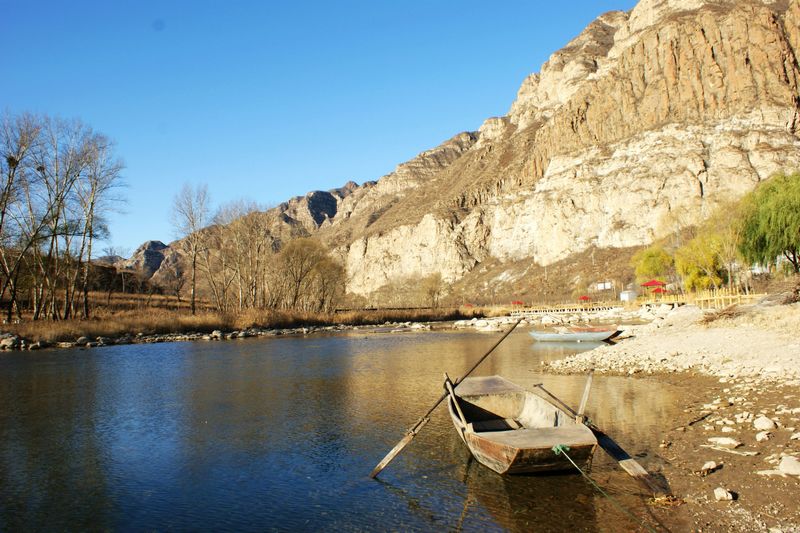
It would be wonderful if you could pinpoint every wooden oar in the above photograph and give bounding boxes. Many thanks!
[576,371,593,423]
[534,382,671,499]
[369,318,523,479]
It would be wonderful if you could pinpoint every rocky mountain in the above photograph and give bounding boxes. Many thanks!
[324,0,800,297]
[117,241,169,277]
[132,0,800,303]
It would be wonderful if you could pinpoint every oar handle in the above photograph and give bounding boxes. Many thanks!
[458,319,523,381]
[576,371,594,422]
[534,383,579,418]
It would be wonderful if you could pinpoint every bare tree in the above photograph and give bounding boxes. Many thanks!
[308,256,345,313]
[421,273,444,308]
[198,223,236,311]
[172,183,209,314]
[277,238,328,310]
[75,134,124,318]
[0,112,42,319]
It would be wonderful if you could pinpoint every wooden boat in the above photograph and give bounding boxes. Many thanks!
[528,329,618,342]
[445,375,597,474]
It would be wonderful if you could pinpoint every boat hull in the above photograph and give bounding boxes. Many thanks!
[446,376,597,475]
[464,431,596,474]
[528,330,617,342]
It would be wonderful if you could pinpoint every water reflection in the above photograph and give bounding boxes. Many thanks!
[0,329,680,531]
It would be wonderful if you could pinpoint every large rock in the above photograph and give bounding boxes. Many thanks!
[753,415,777,431]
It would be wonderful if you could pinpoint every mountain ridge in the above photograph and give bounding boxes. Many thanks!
[127,0,800,303]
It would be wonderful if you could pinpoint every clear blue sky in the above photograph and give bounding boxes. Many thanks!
[1,0,636,254]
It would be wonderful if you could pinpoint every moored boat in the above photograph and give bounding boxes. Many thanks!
[528,329,618,342]
[445,375,597,474]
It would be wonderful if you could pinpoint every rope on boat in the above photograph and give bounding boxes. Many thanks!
[552,444,658,533]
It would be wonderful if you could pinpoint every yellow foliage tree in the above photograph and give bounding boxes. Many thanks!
[674,233,724,290]
[630,246,673,284]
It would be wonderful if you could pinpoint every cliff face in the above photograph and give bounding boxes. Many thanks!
[323,0,800,297]
[133,0,800,302]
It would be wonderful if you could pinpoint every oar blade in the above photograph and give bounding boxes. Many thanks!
[592,428,670,498]
[370,417,430,479]
[537,383,672,498]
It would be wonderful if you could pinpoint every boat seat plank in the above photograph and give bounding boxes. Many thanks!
[478,426,597,449]
[468,418,522,432]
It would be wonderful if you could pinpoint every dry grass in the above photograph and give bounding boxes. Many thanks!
[333,307,481,325]
[2,306,485,344]
[6,309,232,343]
[444,245,640,306]
[234,307,482,330]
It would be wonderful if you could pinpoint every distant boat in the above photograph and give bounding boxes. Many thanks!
[529,328,619,342]
[445,375,597,474]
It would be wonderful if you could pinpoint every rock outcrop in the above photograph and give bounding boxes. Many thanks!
[322,0,800,297]
[118,241,169,277]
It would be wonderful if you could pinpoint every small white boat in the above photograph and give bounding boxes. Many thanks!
[445,376,597,474]
[529,329,618,342]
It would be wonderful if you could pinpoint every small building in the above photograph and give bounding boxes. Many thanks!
[620,290,637,302]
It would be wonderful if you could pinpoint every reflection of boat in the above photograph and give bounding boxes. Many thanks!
[529,329,618,342]
[445,376,597,474]
[461,456,598,531]
[529,340,604,353]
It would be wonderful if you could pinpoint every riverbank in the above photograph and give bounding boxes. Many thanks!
[544,295,800,531]
[0,307,486,350]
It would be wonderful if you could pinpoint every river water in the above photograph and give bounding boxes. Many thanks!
[0,328,681,532]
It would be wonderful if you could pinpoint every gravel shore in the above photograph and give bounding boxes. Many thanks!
[542,299,800,531]
[545,301,800,384]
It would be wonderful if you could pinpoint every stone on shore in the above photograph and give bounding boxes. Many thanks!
[714,487,734,501]
[0,336,20,349]
[778,456,800,476]
[708,437,742,449]
[755,431,772,442]
[753,416,777,431]
[697,461,720,476]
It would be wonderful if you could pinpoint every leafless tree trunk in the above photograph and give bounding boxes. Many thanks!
[172,183,209,315]
[77,135,123,318]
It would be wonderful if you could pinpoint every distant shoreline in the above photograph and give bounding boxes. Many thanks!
[0,307,486,351]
